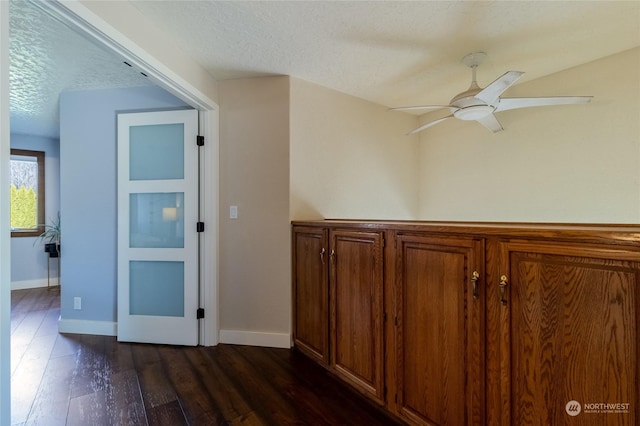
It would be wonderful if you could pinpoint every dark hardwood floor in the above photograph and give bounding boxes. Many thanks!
[11,287,401,425]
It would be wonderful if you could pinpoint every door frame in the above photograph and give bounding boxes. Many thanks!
[14,1,220,346]
[1,2,11,424]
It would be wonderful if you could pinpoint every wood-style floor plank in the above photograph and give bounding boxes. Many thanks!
[50,333,82,360]
[25,353,76,426]
[145,400,188,426]
[105,369,147,426]
[239,345,368,425]
[156,345,222,424]
[131,345,180,413]
[67,389,108,426]
[11,330,58,424]
[69,334,109,399]
[11,309,47,352]
[225,344,321,424]
[186,347,261,425]
[11,288,404,425]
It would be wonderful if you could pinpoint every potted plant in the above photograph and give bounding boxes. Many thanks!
[39,212,61,258]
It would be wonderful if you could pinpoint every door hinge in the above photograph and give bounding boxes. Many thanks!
[197,308,205,319]
[196,135,204,146]
[197,222,205,232]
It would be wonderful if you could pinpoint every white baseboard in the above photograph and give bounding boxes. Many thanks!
[11,278,58,290]
[58,318,291,349]
[58,318,117,336]
[55,322,290,347]
[219,329,291,348]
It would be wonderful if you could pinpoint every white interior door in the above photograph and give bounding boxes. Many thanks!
[117,109,199,345]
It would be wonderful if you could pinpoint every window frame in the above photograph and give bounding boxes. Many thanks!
[10,148,45,238]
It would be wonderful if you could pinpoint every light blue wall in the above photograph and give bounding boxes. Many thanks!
[10,133,60,286]
[59,85,189,323]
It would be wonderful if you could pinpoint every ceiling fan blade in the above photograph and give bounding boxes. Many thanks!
[476,113,503,133]
[390,105,454,112]
[407,115,454,135]
[475,71,524,104]
[495,96,593,112]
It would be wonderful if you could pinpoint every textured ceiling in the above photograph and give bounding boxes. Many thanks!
[9,1,640,139]
[129,1,640,108]
[9,1,152,138]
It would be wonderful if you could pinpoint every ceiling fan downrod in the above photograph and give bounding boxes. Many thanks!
[461,51,486,92]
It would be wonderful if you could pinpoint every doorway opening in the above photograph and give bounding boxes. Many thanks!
[2,1,219,423]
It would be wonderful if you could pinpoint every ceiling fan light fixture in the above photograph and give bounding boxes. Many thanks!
[453,105,495,121]
[392,52,592,134]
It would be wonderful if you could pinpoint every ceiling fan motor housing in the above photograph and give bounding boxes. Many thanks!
[450,83,496,120]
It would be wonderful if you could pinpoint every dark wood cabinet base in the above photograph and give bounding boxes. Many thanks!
[293,220,640,426]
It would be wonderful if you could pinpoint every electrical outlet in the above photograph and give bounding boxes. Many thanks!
[230,205,238,219]
[74,297,81,310]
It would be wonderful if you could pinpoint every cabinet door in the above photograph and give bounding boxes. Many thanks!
[292,226,329,364]
[499,241,640,426]
[330,229,384,403]
[395,234,485,426]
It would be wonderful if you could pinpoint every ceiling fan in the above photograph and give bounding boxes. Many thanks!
[391,52,593,134]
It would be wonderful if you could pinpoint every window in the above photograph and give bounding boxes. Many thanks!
[10,149,45,237]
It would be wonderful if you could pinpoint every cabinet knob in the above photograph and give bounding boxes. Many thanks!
[320,248,326,264]
[499,275,508,305]
[471,271,480,299]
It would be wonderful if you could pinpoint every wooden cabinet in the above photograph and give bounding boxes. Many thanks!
[292,221,640,425]
[330,229,384,403]
[496,240,640,426]
[395,233,484,425]
[292,226,384,402]
[292,226,329,363]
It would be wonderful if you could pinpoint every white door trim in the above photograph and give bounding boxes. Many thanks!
[33,0,220,346]
[0,2,12,423]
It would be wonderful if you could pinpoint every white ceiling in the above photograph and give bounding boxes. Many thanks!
[9,1,640,139]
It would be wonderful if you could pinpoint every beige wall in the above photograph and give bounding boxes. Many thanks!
[218,76,421,343]
[417,47,640,223]
[218,77,290,338]
[290,78,420,220]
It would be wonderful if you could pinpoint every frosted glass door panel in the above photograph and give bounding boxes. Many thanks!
[117,109,198,346]
[130,192,184,248]
[130,123,184,180]
[129,261,184,317]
